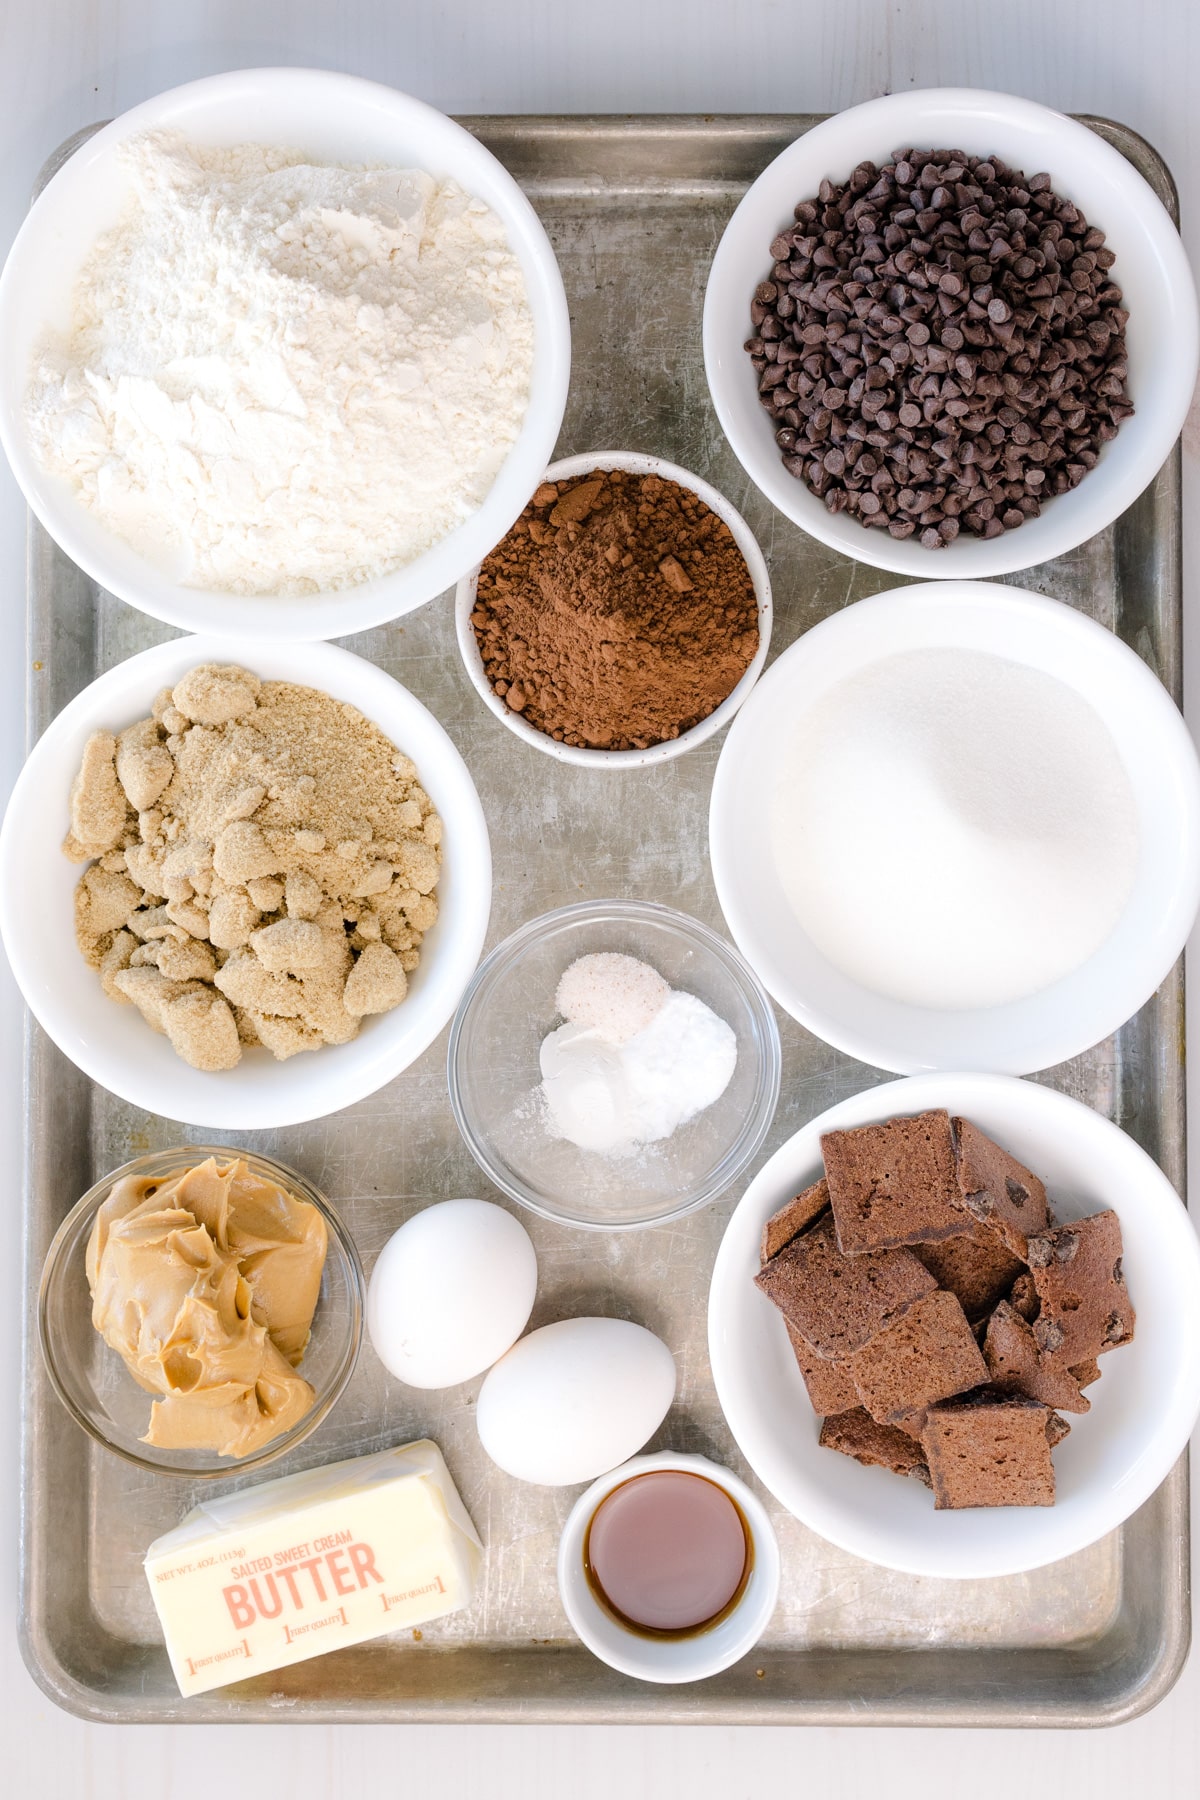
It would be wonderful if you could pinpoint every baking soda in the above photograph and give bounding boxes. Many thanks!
[771,648,1139,1010]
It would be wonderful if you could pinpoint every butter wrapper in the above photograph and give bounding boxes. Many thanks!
[144,1439,482,1696]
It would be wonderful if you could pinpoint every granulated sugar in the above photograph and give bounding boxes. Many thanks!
[771,648,1139,1010]
[65,663,442,1069]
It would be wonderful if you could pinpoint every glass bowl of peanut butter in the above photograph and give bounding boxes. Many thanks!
[39,1147,364,1477]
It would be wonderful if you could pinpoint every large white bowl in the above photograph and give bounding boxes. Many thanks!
[0,69,571,641]
[709,579,1200,1075]
[455,451,772,769]
[703,89,1199,579]
[0,637,491,1129]
[708,1072,1200,1579]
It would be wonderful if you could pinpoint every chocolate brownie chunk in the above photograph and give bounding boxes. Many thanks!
[846,1289,989,1434]
[821,1110,968,1253]
[755,1213,937,1358]
[1009,1270,1040,1322]
[760,1177,830,1265]
[1025,1210,1134,1363]
[952,1118,1049,1259]
[913,1227,1024,1322]
[1046,1410,1072,1448]
[921,1391,1069,1509]
[819,1407,931,1485]
[982,1300,1092,1413]
[1071,1358,1102,1390]
[786,1322,859,1415]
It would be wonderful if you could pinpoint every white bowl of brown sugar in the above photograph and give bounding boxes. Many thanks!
[0,636,491,1129]
[454,451,772,768]
[704,89,1199,578]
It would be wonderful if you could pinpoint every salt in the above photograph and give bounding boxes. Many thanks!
[539,955,737,1156]
[554,953,668,1044]
[771,648,1139,1011]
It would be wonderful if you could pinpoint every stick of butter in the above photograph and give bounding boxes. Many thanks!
[144,1438,482,1696]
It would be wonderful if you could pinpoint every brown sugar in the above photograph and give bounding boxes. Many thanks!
[64,665,441,1071]
[470,468,759,751]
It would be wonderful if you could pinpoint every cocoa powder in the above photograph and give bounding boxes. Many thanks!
[470,469,759,751]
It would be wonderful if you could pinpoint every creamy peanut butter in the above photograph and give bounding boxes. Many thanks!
[86,1156,328,1457]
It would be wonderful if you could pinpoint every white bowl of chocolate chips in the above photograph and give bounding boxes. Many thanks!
[704,88,1199,578]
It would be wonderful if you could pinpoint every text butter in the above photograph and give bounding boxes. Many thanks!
[144,1439,482,1696]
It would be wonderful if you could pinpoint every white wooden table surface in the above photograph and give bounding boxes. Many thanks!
[4,5,1200,1795]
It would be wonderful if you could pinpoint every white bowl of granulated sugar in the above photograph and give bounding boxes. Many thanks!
[0,69,570,641]
[0,636,491,1130]
[709,579,1200,1075]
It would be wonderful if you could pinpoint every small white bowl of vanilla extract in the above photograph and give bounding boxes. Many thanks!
[556,1451,781,1683]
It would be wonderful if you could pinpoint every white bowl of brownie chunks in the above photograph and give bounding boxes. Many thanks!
[708,1073,1200,1579]
[704,88,1199,578]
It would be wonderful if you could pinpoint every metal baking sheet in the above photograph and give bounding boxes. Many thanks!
[19,114,1188,1726]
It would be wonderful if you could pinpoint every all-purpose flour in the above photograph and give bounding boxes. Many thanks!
[26,133,535,595]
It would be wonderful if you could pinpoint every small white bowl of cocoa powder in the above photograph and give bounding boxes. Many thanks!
[455,451,772,768]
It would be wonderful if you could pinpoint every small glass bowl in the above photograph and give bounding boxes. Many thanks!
[447,899,782,1230]
[39,1146,364,1479]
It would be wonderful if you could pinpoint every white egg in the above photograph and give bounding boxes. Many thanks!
[367,1198,537,1389]
[476,1317,677,1485]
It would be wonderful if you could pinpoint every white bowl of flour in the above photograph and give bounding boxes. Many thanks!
[709,579,1200,1074]
[0,69,571,640]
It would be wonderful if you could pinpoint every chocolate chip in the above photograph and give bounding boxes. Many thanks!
[1026,1234,1053,1270]
[745,148,1131,546]
[1033,1318,1065,1354]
